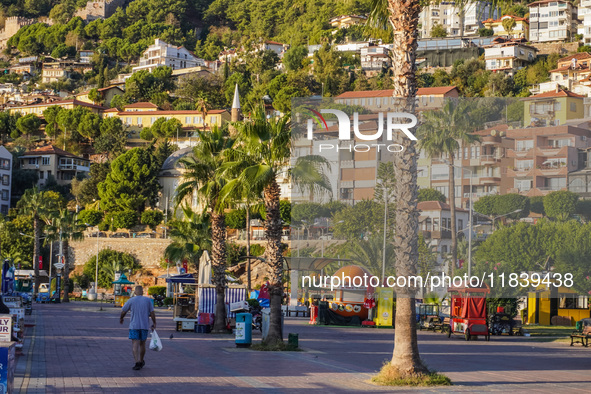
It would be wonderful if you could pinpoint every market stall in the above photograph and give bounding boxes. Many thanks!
[112,274,134,307]
[166,274,198,331]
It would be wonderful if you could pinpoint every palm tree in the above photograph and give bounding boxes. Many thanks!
[17,187,58,296]
[224,106,331,346]
[419,99,478,277]
[45,209,85,302]
[347,235,396,277]
[195,97,210,130]
[176,127,234,333]
[164,206,212,271]
[368,0,426,377]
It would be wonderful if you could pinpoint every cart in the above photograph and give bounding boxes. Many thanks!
[418,304,442,331]
[112,273,134,307]
[166,274,198,331]
[443,286,490,341]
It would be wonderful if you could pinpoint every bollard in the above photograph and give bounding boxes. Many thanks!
[288,333,298,348]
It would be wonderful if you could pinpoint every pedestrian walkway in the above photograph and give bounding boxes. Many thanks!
[13,302,591,393]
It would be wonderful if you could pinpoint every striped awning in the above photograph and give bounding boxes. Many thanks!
[198,286,247,318]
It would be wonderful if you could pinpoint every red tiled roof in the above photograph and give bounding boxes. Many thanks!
[336,86,458,99]
[418,201,468,212]
[525,89,585,99]
[123,102,160,109]
[11,99,107,110]
[528,0,569,5]
[116,109,228,115]
[22,145,86,160]
[103,108,119,112]
[97,85,124,92]
[264,41,284,46]
[557,52,591,64]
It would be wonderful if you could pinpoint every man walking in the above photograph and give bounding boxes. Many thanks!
[120,286,156,370]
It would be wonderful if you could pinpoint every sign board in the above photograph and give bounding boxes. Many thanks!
[235,322,245,341]
[0,315,11,342]
[9,308,24,321]
[38,256,42,269]
[1,298,21,308]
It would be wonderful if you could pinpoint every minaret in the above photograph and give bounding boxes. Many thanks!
[231,83,241,122]
[229,83,242,136]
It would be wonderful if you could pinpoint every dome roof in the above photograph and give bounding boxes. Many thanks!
[160,147,193,171]
[333,265,372,280]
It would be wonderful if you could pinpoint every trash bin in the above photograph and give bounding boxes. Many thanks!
[235,313,252,347]
[0,342,15,393]
[288,333,298,348]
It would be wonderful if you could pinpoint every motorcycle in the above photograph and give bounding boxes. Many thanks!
[250,304,263,331]
[153,294,165,307]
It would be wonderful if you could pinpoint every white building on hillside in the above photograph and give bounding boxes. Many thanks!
[420,1,494,38]
[529,0,578,43]
[133,39,205,73]
[578,0,591,44]
[0,146,11,215]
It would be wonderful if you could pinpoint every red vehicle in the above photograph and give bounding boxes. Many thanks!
[444,286,490,341]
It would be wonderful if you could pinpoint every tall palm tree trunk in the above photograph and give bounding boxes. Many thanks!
[388,0,429,376]
[62,240,70,303]
[246,206,251,292]
[33,216,41,296]
[449,158,457,277]
[262,178,283,345]
[211,212,228,332]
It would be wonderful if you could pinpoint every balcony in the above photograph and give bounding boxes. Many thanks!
[536,145,569,157]
[340,160,354,169]
[507,167,533,177]
[507,148,534,158]
[479,177,502,185]
[481,135,502,145]
[535,165,568,176]
[480,155,500,165]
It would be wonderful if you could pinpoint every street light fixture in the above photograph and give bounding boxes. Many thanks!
[85,223,100,297]
[491,209,523,229]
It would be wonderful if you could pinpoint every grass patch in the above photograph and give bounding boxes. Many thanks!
[523,325,574,337]
[372,363,452,387]
[250,341,301,351]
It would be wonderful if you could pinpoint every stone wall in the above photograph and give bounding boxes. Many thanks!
[530,42,579,56]
[70,237,172,269]
[74,0,128,21]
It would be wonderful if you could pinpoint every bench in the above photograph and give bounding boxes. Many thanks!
[282,306,310,317]
[570,326,591,347]
[71,292,82,300]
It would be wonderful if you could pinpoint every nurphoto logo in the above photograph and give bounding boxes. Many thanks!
[306,108,418,153]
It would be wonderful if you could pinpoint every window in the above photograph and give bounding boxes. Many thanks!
[570,102,577,112]
[0,205,7,215]
[186,116,191,124]
[194,116,202,124]
[433,218,440,232]
[137,117,142,126]
[151,117,157,124]
[559,293,588,309]
[42,156,50,166]
[0,159,9,169]
[458,219,463,230]
[1,190,8,201]
[39,171,44,180]
[1,175,8,186]
[126,117,132,125]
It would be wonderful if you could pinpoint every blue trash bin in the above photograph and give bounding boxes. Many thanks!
[235,313,252,347]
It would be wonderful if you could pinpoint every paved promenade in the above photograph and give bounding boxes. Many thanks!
[12,302,591,393]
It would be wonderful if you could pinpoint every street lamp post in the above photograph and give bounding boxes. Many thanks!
[491,209,523,230]
[382,187,388,285]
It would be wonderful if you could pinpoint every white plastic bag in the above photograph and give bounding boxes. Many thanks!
[149,330,163,351]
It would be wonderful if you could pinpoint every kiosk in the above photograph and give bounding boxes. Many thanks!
[112,274,134,307]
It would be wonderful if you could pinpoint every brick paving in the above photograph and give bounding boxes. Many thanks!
[12,302,591,393]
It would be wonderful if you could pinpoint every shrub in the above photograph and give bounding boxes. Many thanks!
[78,209,103,226]
[226,209,246,229]
[141,209,164,230]
[163,297,173,306]
[97,221,109,231]
[250,244,265,256]
[111,210,138,230]
[148,286,166,297]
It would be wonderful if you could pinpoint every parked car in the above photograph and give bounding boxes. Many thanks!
[136,232,155,238]
[89,232,107,238]
[110,232,130,238]
[319,234,333,240]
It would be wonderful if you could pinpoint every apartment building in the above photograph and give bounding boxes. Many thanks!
[483,15,529,40]
[529,0,578,43]
[420,1,493,38]
[0,146,12,214]
[532,53,591,96]
[418,201,470,267]
[568,146,591,196]
[359,45,391,75]
[578,0,591,44]
[505,123,591,196]
[522,89,585,127]
[132,39,205,73]
[335,86,460,113]
[484,38,537,76]
[20,145,90,186]
[42,60,92,84]
[8,99,106,116]
[76,85,124,107]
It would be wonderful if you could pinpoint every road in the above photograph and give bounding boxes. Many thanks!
[13,302,591,393]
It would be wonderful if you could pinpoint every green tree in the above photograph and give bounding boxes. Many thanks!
[45,209,85,302]
[111,210,138,230]
[430,24,447,38]
[291,203,328,226]
[283,45,308,71]
[502,17,516,37]
[98,148,161,212]
[419,99,479,276]
[544,190,579,221]
[418,188,446,203]
[141,209,164,230]
[43,106,62,140]
[78,209,103,226]
[83,249,139,289]
[94,117,126,159]
[226,209,247,229]
[530,196,545,215]
[176,127,233,332]
[17,187,61,294]
[224,106,331,345]
[333,200,384,240]
[165,207,211,270]
[15,113,42,139]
